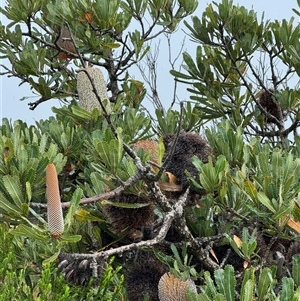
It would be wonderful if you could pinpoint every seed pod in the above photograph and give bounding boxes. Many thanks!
[102,193,153,240]
[125,252,167,301]
[158,272,197,301]
[258,89,285,123]
[46,163,64,238]
[57,27,76,60]
[163,132,212,190]
[77,66,111,113]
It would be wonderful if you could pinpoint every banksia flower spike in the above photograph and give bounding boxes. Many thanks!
[158,272,197,301]
[46,163,64,239]
[134,140,159,165]
[77,65,111,113]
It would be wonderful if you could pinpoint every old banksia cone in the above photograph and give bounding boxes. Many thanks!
[46,163,64,238]
[102,193,153,241]
[163,132,212,189]
[158,272,197,301]
[56,27,76,60]
[77,65,111,113]
[125,252,167,301]
[258,89,285,123]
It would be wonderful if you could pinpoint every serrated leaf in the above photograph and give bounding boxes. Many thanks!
[280,277,294,301]
[215,294,226,301]
[214,269,226,296]
[59,234,82,243]
[244,180,258,202]
[257,268,273,301]
[193,294,211,301]
[0,191,21,215]
[47,143,59,162]
[204,271,217,297]
[240,268,255,301]
[10,224,48,240]
[90,172,105,194]
[292,254,300,286]
[257,192,276,213]
[273,200,294,220]
[18,147,28,175]
[71,105,93,119]
[224,265,235,301]
[43,251,60,265]
[241,279,254,301]
[3,175,24,208]
[25,181,32,201]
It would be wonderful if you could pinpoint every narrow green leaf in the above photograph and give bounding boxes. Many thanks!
[117,127,123,165]
[101,200,150,209]
[257,192,276,213]
[240,268,255,301]
[64,188,83,230]
[272,199,294,220]
[244,180,258,202]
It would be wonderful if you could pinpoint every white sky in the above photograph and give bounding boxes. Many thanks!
[0,0,299,124]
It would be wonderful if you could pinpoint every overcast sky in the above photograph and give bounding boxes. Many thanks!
[0,0,299,125]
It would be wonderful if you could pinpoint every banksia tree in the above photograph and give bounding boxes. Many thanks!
[158,272,197,301]
[77,65,111,113]
[46,163,64,239]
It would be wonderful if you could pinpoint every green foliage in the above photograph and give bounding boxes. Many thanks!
[227,228,258,262]
[187,262,300,301]
[0,119,66,221]
[0,0,197,108]
[155,244,200,281]
[155,103,204,135]
[171,0,300,145]
[0,224,125,300]
[3,0,300,300]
